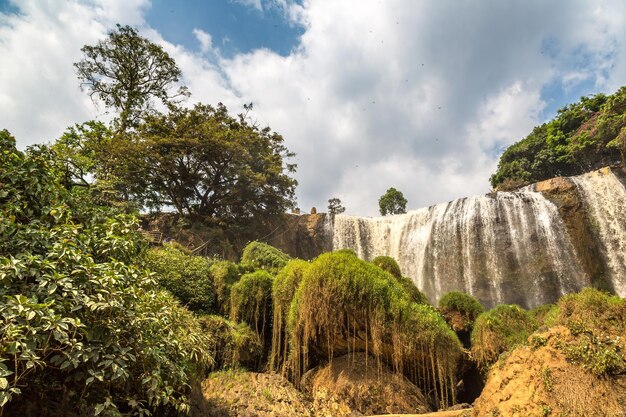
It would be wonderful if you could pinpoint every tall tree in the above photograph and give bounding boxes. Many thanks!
[378,187,407,216]
[74,24,189,132]
[109,103,297,225]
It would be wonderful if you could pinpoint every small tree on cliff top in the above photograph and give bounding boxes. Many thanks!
[327,197,346,215]
[379,187,408,216]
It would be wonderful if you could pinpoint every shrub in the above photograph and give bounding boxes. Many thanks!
[0,137,211,415]
[143,243,216,313]
[287,252,462,408]
[372,255,402,278]
[198,315,262,371]
[397,275,430,305]
[209,260,241,315]
[471,304,536,371]
[547,288,625,376]
[334,248,358,257]
[230,270,274,349]
[269,259,310,372]
[240,241,290,272]
[438,291,484,332]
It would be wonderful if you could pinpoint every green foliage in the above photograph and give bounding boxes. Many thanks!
[109,103,297,224]
[471,304,536,371]
[230,270,274,349]
[378,187,408,216]
[287,252,462,408]
[327,197,346,215]
[0,136,211,415]
[334,248,358,257]
[240,241,291,273]
[372,255,402,278]
[269,259,310,372]
[210,260,241,316]
[396,275,430,305]
[198,315,262,371]
[547,288,625,376]
[75,24,189,131]
[438,291,484,332]
[143,243,216,313]
[490,90,626,189]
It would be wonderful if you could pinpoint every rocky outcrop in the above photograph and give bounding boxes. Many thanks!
[265,213,332,259]
[532,175,611,291]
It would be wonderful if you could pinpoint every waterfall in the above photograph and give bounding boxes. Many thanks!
[570,168,626,296]
[332,190,589,309]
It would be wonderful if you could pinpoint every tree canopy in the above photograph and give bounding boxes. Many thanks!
[490,89,626,190]
[75,24,189,132]
[378,187,408,216]
[107,103,297,225]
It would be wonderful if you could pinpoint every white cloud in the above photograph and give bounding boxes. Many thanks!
[233,0,263,12]
[193,28,213,54]
[2,0,626,215]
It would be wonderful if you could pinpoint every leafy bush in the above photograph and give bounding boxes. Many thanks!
[471,304,536,371]
[230,270,274,349]
[0,135,211,415]
[209,260,241,316]
[143,243,216,313]
[287,252,462,408]
[438,291,484,332]
[372,255,402,278]
[334,248,358,256]
[240,241,290,272]
[198,315,262,371]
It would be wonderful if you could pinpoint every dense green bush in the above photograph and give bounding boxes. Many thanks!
[0,134,211,416]
[288,252,462,408]
[438,291,484,332]
[230,270,274,349]
[372,255,402,278]
[240,241,290,272]
[209,260,241,316]
[199,315,262,371]
[471,304,536,371]
[490,90,624,189]
[143,243,216,313]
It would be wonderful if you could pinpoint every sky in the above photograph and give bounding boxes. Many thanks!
[1,0,626,216]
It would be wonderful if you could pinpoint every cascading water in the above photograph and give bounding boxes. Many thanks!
[332,190,590,309]
[570,168,626,297]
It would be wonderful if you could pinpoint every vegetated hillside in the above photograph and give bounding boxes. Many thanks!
[490,87,626,190]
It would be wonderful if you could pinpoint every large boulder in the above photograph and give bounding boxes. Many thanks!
[305,353,431,417]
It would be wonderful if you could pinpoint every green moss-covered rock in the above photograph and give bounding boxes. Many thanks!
[438,291,484,333]
[287,252,462,408]
[471,304,536,371]
[270,259,310,372]
[144,243,215,313]
[210,260,241,316]
[199,315,263,371]
[230,270,274,350]
[372,255,402,278]
[396,275,430,305]
[240,241,290,272]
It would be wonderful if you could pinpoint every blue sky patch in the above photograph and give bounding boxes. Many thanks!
[145,0,304,58]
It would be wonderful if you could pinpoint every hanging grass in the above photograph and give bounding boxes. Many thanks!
[438,291,484,333]
[198,315,263,371]
[240,241,290,272]
[269,259,310,373]
[286,252,462,408]
[471,304,536,371]
[372,255,402,278]
[210,260,241,316]
[230,270,274,353]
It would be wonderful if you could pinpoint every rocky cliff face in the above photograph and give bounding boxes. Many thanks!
[271,166,626,308]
